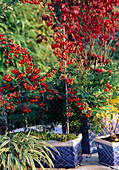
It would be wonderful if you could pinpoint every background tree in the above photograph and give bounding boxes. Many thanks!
[0,0,58,77]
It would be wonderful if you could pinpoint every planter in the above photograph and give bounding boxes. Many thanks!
[79,118,105,154]
[81,129,105,154]
[94,135,119,166]
[79,117,119,154]
[45,133,82,168]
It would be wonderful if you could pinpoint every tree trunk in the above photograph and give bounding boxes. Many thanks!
[22,112,28,134]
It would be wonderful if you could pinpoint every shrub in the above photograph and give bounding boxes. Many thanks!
[0,131,55,169]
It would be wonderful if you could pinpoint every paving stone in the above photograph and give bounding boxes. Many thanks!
[37,153,119,170]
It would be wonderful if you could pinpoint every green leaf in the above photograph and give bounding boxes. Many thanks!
[13,156,21,170]
[25,155,30,165]
[29,149,45,158]
[91,111,98,116]
[94,108,101,111]
[23,149,28,164]
[27,153,36,170]
[111,111,118,114]
[0,148,10,153]
[15,34,26,43]
[33,157,45,170]
[8,153,12,170]
[28,30,37,37]
[11,142,19,154]
[10,161,15,170]
[1,153,6,168]
[0,23,7,30]
[0,140,10,148]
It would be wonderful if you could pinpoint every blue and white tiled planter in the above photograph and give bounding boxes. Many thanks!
[80,116,119,154]
[46,134,82,168]
[79,120,105,154]
[94,135,119,166]
[82,129,105,154]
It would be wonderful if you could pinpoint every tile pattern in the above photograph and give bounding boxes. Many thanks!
[44,141,82,168]
[81,122,119,154]
[81,127,104,154]
[88,130,104,154]
[96,141,119,166]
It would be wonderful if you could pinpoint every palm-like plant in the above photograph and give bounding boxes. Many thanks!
[0,131,55,170]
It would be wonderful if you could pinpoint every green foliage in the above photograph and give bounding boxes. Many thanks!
[69,119,82,134]
[72,61,119,108]
[11,130,78,142]
[0,131,55,169]
[6,107,42,131]
[0,0,57,75]
[65,60,119,134]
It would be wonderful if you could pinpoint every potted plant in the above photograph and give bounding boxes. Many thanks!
[0,4,83,168]
[41,0,119,155]
[1,0,118,168]
[30,69,83,168]
[46,133,82,168]
[67,60,119,154]
[91,92,119,166]
[0,6,83,170]
[0,131,55,170]
[24,131,82,168]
